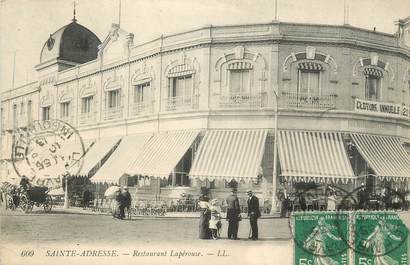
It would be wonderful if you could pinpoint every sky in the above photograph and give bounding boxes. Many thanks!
[0,0,409,93]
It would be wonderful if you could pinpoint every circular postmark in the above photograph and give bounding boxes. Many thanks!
[335,185,408,259]
[288,184,353,260]
[11,119,85,188]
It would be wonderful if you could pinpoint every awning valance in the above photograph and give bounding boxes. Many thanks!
[78,137,121,176]
[278,130,354,183]
[91,134,153,184]
[126,131,199,178]
[364,67,383,78]
[167,64,196,78]
[189,130,268,182]
[298,62,323,72]
[228,62,253,70]
[351,134,410,181]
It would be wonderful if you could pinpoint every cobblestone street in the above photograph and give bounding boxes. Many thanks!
[0,207,291,245]
[0,207,292,265]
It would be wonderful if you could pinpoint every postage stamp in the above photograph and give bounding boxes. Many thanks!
[11,119,85,188]
[293,211,350,265]
[353,212,408,265]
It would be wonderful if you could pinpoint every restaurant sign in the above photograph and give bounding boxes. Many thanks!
[355,99,410,118]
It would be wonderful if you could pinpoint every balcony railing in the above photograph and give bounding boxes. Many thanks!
[79,112,96,125]
[130,101,155,116]
[215,93,268,109]
[279,92,336,110]
[104,106,123,120]
[162,95,199,112]
[60,116,74,125]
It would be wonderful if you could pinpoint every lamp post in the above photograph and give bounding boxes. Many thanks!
[271,89,279,213]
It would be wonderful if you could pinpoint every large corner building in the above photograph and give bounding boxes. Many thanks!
[1,16,410,209]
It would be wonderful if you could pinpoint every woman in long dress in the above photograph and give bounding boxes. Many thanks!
[198,195,211,239]
[327,190,337,211]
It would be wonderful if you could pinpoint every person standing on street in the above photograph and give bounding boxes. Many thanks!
[82,187,92,210]
[226,188,241,240]
[122,187,132,218]
[247,189,261,240]
[115,189,125,219]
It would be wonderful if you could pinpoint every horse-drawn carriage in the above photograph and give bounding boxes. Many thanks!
[1,182,53,213]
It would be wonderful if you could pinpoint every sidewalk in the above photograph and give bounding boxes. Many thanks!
[52,206,282,219]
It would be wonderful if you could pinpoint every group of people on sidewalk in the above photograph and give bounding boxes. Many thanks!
[112,187,132,219]
[198,188,261,240]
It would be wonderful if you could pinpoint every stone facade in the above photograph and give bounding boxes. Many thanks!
[1,19,410,205]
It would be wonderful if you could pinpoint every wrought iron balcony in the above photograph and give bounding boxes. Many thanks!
[162,95,199,111]
[279,92,336,110]
[214,92,268,109]
[59,115,74,125]
[130,101,155,116]
[104,106,123,120]
[79,112,96,125]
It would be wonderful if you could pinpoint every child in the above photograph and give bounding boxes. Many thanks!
[209,199,222,240]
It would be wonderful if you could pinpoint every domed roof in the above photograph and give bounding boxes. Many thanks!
[40,20,101,65]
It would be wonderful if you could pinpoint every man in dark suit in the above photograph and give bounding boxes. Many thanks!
[247,189,261,240]
[226,188,241,239]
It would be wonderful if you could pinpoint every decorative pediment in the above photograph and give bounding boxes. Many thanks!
[40,90,54,107]
[98,23,134,63]
[59,86,74,103]
[79,78,97,98]
[131,61,155,85]
[103,71,124,91]
[282,47,338,73]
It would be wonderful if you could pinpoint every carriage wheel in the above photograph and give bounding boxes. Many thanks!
[19,194,32,213]
[43,195,53,213]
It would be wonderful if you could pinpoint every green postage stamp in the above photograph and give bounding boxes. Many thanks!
[293,212,350,265]
[293,211,408,265]
[353,212,408,265]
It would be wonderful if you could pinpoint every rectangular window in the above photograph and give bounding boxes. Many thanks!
[60,102,70,118]
[42,106,50,121]
[81,96,93,114]
[171,75,192,103]
[107,90,120,108]
[365,76,380,100]
[27,101,32,122]
[134,82,150,104]
[298,71,320,95]
[229,70,250,95]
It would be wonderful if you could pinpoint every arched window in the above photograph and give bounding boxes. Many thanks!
[228,61,253,95]
[297,61,323,96]
[166,63,197,110]
[364,67,383,101]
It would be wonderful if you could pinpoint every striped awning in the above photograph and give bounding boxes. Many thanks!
[228,62,253,70]
[91,134,153,184]
[363,67,383,78]
[278,131,354,183]
[78,137,121,176]
[126,131,199,178]
[351,134,410,181]
[298,62,323,71]
[189,130,268,182]
[167,64,196,77]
